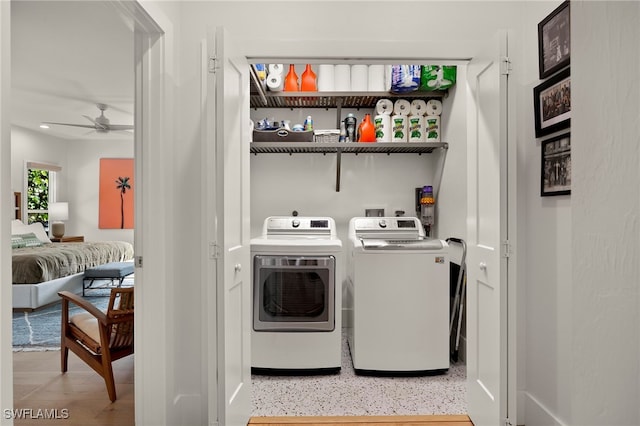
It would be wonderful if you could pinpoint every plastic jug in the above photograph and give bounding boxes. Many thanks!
[358,114,376,142]
[284,64,299,91]
[301,64,317,91]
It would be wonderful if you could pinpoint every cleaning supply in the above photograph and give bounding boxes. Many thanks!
[358,114,376,142]
[304,116,313,131]
[284,64,299,91]
[420,185,435,236]
[339,121,346,142]
[301,64,317,91]
[344,113,357,142]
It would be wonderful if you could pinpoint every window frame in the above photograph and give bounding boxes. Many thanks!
[23,161,62,226]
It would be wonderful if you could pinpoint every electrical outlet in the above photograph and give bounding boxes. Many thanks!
[365,208,384,217]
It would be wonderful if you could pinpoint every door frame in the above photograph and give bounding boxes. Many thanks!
[0,2,175,424]
[0,0,14,415]
[245,43,517,423]
[110,2,174,424]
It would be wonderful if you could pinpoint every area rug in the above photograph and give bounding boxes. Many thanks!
[12,279,133,351]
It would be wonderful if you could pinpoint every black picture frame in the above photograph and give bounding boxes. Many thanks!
[538,0,570,79]
[541,132,571,197]
[533,67,570,138]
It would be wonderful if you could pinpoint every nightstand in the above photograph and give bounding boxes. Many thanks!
[50,236,84,243]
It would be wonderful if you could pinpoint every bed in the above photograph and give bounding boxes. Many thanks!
[11,220,134,310]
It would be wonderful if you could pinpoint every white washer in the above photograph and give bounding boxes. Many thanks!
[251,216,342,373]
[346,216,449,374]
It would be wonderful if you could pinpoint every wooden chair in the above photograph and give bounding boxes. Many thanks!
[58,287,134,402]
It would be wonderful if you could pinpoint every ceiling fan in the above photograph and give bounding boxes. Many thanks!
[43,103,134,133]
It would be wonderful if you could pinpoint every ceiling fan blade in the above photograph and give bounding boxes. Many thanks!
[82,115,107,130]
[42,121,97,129]
[107,124,135,131]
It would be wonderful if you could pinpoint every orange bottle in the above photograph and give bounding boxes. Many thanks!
[284,64,299,91]
[358,114,376,142]
[301,64,317,91]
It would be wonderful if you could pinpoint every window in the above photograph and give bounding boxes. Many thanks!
[25,161,61,227]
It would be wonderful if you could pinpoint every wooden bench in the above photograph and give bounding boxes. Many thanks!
[83,261,134,296]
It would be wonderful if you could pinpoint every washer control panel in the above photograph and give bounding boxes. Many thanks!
[350,217,425,240]
[353,217,419,231]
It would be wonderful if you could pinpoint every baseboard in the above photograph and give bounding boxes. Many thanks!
[523,392,567,426]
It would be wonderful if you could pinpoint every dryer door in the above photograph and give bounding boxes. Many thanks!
[253,255,335,331]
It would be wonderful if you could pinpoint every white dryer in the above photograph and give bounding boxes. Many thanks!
[346,216,449,375]
[251,216,342,374]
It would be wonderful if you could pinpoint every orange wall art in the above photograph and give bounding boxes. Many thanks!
[99,158,134,229]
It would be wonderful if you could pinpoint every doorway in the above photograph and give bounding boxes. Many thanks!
[5,1,168,423]
[247,59,469,417]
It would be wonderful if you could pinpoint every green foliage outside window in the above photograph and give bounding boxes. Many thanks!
[27,169,49,225]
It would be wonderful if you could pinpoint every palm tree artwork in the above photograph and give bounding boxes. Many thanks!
[115,176,131,229]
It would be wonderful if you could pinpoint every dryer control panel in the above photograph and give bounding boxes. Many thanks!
[263,216,336,237]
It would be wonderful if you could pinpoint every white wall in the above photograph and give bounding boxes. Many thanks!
[571,2,639,425]
[10,126,133,243]
[516,2,574,425]
[11,126,68,199]
[519,2,640,426]
[65,138,134,243]
[174,1,523,423]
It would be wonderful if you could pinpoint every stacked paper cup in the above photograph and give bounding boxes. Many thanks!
[374,99,393,142]
[266,63,284,92]
[391,99,410,142]
[425,99,443,142]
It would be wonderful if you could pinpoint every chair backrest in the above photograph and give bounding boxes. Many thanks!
[106,287,134,349]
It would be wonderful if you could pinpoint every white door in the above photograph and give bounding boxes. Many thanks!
[206,27,251,426]
[466,32,511,426]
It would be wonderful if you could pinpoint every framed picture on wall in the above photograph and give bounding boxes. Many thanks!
[99,158,135,229]
[534,67,570,138]
[538,0,570,79]
[541,132,571,197]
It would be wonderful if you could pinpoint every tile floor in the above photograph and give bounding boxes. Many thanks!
[251,334,467,417]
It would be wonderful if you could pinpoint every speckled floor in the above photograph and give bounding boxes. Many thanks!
[251,332,467,416]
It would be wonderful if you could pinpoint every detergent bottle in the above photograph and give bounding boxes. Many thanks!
[300,64,317,91]
[284,64,299,91]
[358,114,376,142]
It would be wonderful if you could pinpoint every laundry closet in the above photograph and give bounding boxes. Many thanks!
[248,62,468,361]
[248,62,469,244]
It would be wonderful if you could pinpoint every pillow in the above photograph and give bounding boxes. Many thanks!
[11,219,27,235]
[11,234,26,249]
[25,222,52,243]
[11,232,44,249]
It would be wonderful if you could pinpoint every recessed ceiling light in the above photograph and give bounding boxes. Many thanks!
[39,124,50,129]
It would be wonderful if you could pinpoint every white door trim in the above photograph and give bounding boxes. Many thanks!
[0,1,14,418]
[125,3,173,425]
[98,2,174,424]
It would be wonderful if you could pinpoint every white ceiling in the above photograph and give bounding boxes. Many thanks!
[11,0,134,141]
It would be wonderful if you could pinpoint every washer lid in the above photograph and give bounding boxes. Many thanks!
[359,238,445,251]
